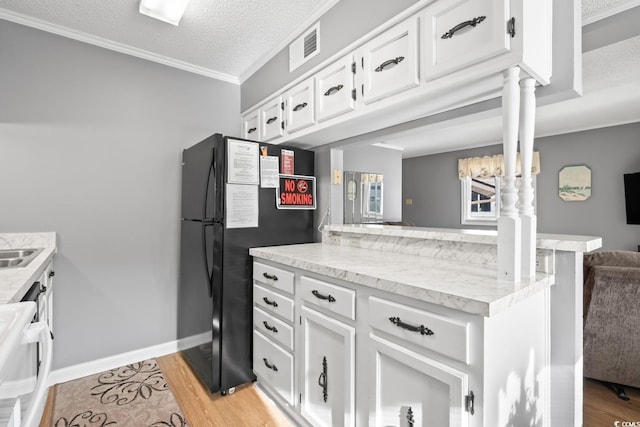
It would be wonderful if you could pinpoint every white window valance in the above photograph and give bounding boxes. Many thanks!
[458,151,540,179]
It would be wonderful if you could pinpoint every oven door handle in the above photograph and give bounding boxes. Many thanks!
[22,320,53,427]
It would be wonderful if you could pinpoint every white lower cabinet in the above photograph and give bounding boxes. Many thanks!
[369,334,469,427]
[300,306,355,427]
[251,257,547,427]
[253,330,295,405]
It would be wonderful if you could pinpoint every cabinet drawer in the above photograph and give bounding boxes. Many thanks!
[369,296,469,364]
[300,276,355,320]
[253,330,294,405]
[316,55,355,122]
[422,0,510,81]
[241,110,260,140]
[285,77,315,133]
[253,261,294,294]
[253,284,294,323]
[260,96,284,141]
[254,306,294,351]
[358,15,419,105]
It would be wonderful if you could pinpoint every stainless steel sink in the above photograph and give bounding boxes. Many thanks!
[0,248,43,269]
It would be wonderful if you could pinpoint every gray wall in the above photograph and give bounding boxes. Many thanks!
[343,145,402,222]
[241,0,419,110]
[0,20,240,370]
[402,122,640,251]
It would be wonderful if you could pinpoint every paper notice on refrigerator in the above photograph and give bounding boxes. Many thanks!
[260,156,279,188]
[226,184,259,228]
[227,139,259,184]
[281,149,295,175]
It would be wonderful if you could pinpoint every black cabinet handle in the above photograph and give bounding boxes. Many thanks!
[247,127,257,134]
[292,102,308,112]
[263,321,278,333]
[262,297,279,307]
[266,116,278,124]
[407,406,414,427]
[263,358,278,372]
[48,271,55,278]
[441,16,486,39]
[374,56,404,72]
[318,356,328,403]
[389,317,434,336]
[312,289,336,303]
[323,84,344,96]
[263,272,278,281]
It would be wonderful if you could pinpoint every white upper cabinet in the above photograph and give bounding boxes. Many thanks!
[260,95,284,142]
[315,54,356,122]
[422,0,511,81]
[356,15,419,105]
[285,77,316,134]
[241,110,260,141]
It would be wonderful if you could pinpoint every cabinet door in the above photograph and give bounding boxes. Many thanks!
[260,96,284,141]
[358,16,419,105]
[241,110,260,141]
[369,334,470,427]
[422,0,510,81]
[316,55,356,122]
[301,306,355,427]
[285,78,315,133]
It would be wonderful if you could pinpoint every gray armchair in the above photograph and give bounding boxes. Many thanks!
[583,250,640,399]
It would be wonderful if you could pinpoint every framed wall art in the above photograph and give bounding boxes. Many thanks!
[559,165,592,201]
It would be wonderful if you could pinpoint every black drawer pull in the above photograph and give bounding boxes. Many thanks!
[262,297,279,307]
[318,356,328,403]
[441,16,486,39]
[263,358,278,372]
[312,289,336,303]
[247,127,257,134]
[323,84,344,96]
[262,272,278,281]
[266,116,278,124]
[389,317,434,336]
[374,56,404,72]
[263,321,278,333]
[293,102,308,112]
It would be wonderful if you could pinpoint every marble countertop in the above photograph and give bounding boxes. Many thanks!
[0,233,57,304]
[250,242,555,317]
[325,224,602,253]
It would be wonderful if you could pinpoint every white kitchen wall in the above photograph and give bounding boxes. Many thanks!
[0,20,240,370]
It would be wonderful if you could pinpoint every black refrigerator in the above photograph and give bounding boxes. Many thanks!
[178,133,314,394]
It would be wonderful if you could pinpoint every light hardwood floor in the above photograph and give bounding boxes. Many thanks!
[40,353,640,426]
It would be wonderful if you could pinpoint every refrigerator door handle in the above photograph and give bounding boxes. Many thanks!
[204,159,215,221]
[202,222,214,298]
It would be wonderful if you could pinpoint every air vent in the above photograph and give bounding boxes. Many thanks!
[290,23,320,72]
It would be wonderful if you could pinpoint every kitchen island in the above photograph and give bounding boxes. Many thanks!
[249,224,601,427]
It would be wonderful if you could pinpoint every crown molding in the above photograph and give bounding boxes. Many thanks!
[0,8,240,84]
[238,0,340,83]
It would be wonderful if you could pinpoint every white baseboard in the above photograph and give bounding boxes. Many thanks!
[47,332,210,386]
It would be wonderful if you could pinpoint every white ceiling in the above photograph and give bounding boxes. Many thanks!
[0,0,639,157]
[0,0,338,83]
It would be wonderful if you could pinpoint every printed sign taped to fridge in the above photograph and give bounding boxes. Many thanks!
[277,175,316,210]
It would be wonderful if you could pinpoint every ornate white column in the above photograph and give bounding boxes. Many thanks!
[498,67,522,281]
[519,77,537,278]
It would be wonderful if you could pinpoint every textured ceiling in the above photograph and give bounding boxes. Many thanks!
[0,0,336,82]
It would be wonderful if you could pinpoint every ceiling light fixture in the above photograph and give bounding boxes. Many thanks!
[139,0,190,26]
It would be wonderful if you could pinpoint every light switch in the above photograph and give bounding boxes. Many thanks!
[333,169,342,185]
